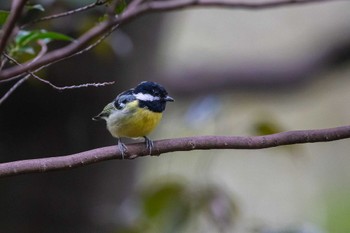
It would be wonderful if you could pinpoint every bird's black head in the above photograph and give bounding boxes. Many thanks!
[133,81,174,112]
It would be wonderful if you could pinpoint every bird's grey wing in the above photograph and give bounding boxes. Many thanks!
[114,89,136,110]
[92,89,136,121]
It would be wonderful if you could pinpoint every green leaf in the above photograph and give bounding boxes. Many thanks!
[16,30,74,47]
[9,30,74,59]
[25,4,45,12]
[18,46,35,55]
[253,120,282,135]
[33,31,74,43]
[141,182,185,219]
[115,0,127,14]
[98,14,108,23]
[0,10,10,26]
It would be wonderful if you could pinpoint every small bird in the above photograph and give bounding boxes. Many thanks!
[93,81,174,158]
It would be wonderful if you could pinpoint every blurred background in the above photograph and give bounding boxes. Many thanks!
[1,0,350,232]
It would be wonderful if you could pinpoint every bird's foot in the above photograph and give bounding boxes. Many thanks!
[143,136,154,155]
[117,138,128,159]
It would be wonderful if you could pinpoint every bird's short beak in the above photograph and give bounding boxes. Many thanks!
[165,96,175,102]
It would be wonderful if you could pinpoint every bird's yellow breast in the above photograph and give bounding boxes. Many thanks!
[107,100,163,138]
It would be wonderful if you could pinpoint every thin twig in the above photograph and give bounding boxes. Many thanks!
[31,75,115,90]
[1,125,350,177]
[0,74,30,105]
[64,23,119,59]
[22,0,109,28]
[3,53,115,92]
[0,55,8,71]
[28,40,48,65]
[0,40,48,106]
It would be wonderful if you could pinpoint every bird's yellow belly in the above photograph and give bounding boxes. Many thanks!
[107,106,163,138]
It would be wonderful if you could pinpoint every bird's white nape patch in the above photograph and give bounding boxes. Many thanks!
[134,93,160,101]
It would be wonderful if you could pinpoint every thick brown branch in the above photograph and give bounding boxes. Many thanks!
[1,125,350,178]
[0,0,28,55]
[0,0,342,81]
[138,0,334,12]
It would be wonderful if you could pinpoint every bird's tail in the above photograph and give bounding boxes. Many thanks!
[92,115,102,121]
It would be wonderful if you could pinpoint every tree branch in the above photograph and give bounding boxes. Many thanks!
[0,74,30,105]
[1,125,350,178]
[139,0,335,12]
[0,0,342,81]
[2,53,115,94]
[22,0,108,28]
[0,0,28,55]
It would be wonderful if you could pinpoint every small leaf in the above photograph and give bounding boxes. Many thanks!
[253,120,283,135]
[98,14,108,23]
[141,182,185,219]
[115,0,127,14]
[16,30,74,47]
[25,4,45,12]
[33,31,74,43]
[18,46,35,55]
[0,10,10,26]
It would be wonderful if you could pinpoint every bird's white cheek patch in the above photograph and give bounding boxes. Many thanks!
[134,93,160,101]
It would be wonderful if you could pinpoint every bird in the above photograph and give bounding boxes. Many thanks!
[92,81,174,158]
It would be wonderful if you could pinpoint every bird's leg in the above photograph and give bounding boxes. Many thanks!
[143,136,154,155]
[117,138,128,159]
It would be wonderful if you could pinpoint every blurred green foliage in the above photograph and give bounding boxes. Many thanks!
[0,10,9,26]
[252,117,284,136]
[326,190,350,233]
[115,0,127,14]
[25,4,45,12]
[115,180,238,233]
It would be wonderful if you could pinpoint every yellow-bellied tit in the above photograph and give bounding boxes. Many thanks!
[93,81,174,158]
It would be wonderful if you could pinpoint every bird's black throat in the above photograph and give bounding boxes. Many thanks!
[138,100,166,113]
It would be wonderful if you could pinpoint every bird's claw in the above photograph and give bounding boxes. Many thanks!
[117,138,128,159]
[143,136,154,155]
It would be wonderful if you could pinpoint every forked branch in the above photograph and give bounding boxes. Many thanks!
[0,0,343,81]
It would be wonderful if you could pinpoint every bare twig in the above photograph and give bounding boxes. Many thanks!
[61,23,119,61]
[1,125,350,177]
[29,40,48,65]
[22,0,108,28]
[2,53,115,92]
[0,55,8,71]
[32,75,115,90]
[0,0,28,55]
[0,0,342,81]
[0,74,30,105]
[0,41,48,105]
